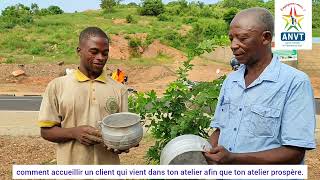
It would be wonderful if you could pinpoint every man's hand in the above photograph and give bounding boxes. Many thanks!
[204,145,235,164]
[104,144,140,154]
[71,125,103,146]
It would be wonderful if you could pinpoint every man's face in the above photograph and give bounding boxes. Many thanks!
[228,15,264,65]
[78,36,109,74]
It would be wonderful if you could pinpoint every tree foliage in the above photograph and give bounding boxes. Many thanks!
[0,4,33,29]
[139,0,165,16]
[100,0,122,13]
[129,40,226,164]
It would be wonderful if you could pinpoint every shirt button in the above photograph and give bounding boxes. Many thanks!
[233,128,237,131]
[229,148,232,151]
[221,108,224,112]
[92,89,95,92]
[239,108,242,111]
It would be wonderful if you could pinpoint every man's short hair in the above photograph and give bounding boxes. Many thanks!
[79,27,109,44]
[239,7,274,36]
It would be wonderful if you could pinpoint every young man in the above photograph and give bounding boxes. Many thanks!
[38,27,128,165]
[205,8,316,164]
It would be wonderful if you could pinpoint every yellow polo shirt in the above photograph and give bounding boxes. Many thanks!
[38,69,128,165]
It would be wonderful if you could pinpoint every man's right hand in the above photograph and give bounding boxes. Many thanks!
[71,125,103,146]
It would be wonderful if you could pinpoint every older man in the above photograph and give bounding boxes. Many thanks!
[205,7,316,164]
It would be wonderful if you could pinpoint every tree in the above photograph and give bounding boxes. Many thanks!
[222,0,264,9]
[30,3,39,14]
[0,4,33,28]
[263,0,274,14]
[139,0,164,16]
[223,7,239,25]
[100,0,122,13]
[47,6,64,15]
[127,2,138,7]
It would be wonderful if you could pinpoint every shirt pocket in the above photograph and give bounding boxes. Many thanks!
[218,96,231,129]
[248,105,281,137]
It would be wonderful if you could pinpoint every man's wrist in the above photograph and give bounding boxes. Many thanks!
[68,127,77,140]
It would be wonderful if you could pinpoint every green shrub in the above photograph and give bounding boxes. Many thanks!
[126,14,136,23]
[129,57,226,163]
[28,46,44,55]
[223,7,239,25]
[157,13,173,22]
[47,6,64,15]
[191,19,228,40]
[129,38,142,48]
[199,6,213,17]
[182,17,198,24]
[139,0,165,16]
[0,4,33,29]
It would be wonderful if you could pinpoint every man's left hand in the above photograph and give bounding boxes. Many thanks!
[104,144,139,154]
[204,145,235,164]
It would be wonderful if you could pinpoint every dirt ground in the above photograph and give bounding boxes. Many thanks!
[0,57,231,95]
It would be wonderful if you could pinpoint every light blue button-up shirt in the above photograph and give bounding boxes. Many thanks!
[211,55,316,154]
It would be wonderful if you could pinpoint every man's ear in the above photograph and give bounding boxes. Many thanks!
[262,31,272,45]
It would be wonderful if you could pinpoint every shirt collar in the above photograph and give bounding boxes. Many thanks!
[74,69,107,83]
[231,55,281,84]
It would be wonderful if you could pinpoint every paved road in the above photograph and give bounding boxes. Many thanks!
[0,96,42,111]
[0,96,320,114]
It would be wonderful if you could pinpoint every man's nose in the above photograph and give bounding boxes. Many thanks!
[96,53,105,61]
[230,39,240,51]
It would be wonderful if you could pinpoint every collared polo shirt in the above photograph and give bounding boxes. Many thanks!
[211,56,316,154]
[38,69,128,165]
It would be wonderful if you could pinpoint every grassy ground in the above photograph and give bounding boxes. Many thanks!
[0,8,189,64]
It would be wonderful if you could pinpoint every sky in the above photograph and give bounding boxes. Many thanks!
[0,0,219,13]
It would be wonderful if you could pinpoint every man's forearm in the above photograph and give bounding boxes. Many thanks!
[231,146,305,164]
[41,126,75,143]
[209,129,220,147]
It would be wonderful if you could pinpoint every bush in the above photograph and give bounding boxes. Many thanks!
[129,38,142,57]
[157,13,173,22]
[129,58,226,163]
[223,7,239,25]
[127,2,138,7]
[47,6,64,15]
[126,14,136,23]
[165,5,183,16]
[163,31,183,49]
[0,4,33,28]
[199,6,213,17]
[182,17,198,24]
[139,0,165,16]
[129,38,142,48]
[191,19,228,40]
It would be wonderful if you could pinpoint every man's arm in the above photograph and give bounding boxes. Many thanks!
[41,125,102,146]
[205,145,305,164]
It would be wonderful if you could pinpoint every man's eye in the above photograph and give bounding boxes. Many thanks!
[90,51,98,54]
[239,37,247,41]
[103,51,109,56]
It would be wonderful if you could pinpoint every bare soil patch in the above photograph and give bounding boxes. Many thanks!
[112,18,127,25]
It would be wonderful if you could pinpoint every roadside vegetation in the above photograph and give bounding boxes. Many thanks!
[1,0,318,64]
